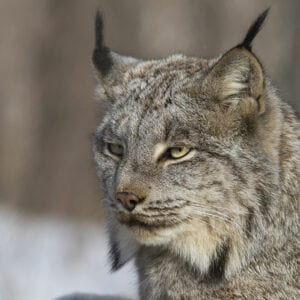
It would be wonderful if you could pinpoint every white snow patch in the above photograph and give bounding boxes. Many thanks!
[0,208,138,300]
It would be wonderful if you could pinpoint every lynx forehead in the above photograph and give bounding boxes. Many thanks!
[92,9,299,300]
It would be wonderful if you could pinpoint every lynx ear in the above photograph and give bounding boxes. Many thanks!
[202,48,265,115]
[92,12,140,100]
[202,9,269,116]
[106,215,140,271]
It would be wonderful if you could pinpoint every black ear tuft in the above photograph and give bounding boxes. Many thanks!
[92,11,113,76]
[239,8,270,50]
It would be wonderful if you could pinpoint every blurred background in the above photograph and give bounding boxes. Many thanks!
[0,0,299,299]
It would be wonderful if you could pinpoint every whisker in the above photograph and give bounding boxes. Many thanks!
[188,205,246,234]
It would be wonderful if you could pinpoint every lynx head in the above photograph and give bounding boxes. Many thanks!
[92,9,281,278]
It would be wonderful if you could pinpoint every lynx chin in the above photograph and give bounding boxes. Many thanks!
[92,9,299,300]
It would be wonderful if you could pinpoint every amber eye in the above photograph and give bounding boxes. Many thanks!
[107,143,124,157]
[169,147,190,159]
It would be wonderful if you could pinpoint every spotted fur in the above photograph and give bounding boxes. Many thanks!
[92,10,299,300]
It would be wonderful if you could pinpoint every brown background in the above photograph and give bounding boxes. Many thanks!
[1,0,299,221]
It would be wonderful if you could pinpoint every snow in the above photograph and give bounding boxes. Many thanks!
[0,208,138,300]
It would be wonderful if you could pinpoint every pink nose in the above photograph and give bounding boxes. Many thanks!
[115,192,141,211]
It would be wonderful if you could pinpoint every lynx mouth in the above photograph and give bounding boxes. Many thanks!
[116,211,178,230]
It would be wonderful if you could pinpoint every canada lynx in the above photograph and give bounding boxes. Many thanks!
[92,9,299,299]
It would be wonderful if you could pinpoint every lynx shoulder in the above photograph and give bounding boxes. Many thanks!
[92,9,299,299]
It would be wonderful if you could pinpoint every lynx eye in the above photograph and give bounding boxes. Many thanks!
[169,147,190,159]
[107,143,124,157]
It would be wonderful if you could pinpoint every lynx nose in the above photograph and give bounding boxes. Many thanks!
[116,192,141,211]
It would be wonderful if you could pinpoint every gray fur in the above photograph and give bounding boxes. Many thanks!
[92,12,299,300]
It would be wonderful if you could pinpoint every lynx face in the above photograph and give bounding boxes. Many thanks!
[92,10,281,275]
[93,53,278,240]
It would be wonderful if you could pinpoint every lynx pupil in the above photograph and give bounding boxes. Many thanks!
[107,143,123,156]
[169,147,190,159]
